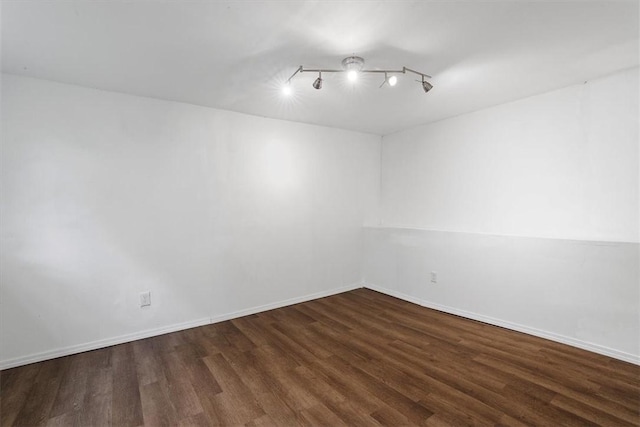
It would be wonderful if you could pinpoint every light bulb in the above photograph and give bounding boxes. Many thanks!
[388,75,398,86]
[282,84,292,96]
[347,70,358,82]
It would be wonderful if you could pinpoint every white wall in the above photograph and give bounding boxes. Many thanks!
[0,74,381,368]
[380,68,639,242]
[366,67,640,363]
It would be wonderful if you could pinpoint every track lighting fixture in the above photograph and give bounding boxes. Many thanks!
[284,56,432,94]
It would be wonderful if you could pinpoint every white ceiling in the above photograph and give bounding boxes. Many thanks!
[2,1,638,135]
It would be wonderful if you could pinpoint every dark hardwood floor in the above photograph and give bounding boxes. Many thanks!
[1,288,639,426]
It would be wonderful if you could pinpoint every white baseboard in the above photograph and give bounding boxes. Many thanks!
[7,281,635,369]
[0,282,363,370]
[0,317,213,371]
[364,283,640,366]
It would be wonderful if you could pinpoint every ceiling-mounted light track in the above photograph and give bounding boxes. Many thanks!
[283,56,433,95]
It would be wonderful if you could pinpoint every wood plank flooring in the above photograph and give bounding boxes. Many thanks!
[1,288,639,426]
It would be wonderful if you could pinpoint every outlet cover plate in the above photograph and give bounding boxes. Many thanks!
[140,291,151,307]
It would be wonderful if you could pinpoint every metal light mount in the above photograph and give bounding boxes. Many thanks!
[284,56,432,93]
[341,55,365,72]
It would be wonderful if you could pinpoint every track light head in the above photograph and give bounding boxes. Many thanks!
[312,76,322,90]
[380,72,398,88]
[422,78,433,93]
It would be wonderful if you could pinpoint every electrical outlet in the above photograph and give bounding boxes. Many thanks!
[430,271,438,284]
[140,291,151,307]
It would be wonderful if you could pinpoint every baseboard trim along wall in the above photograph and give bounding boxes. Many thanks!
[0,282,363,370]
[364,283,640,366]
[4,279,637,369]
